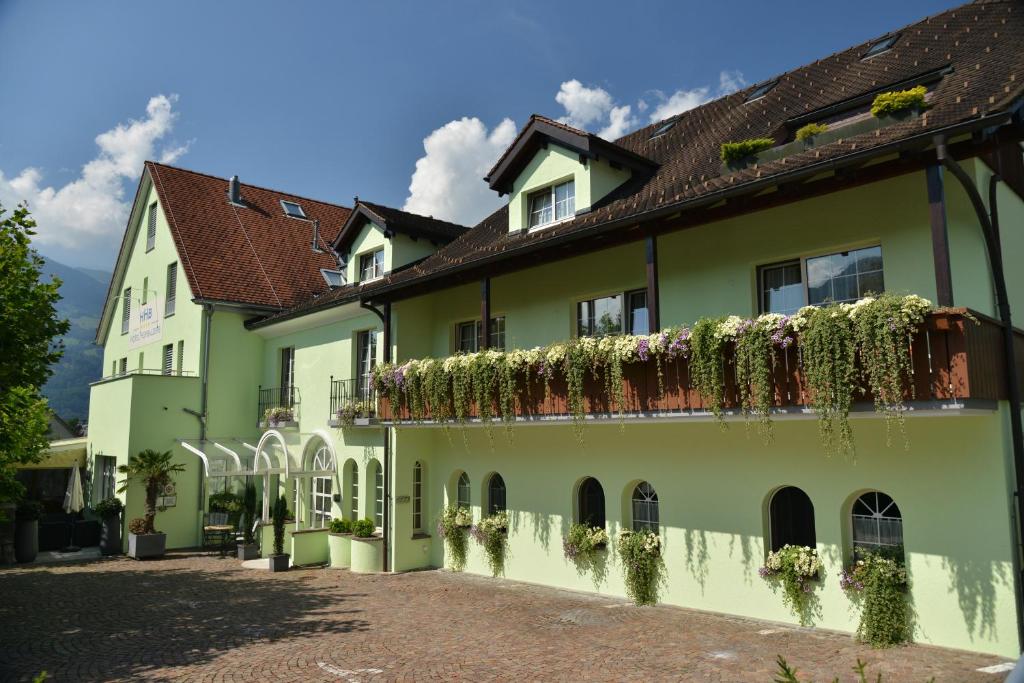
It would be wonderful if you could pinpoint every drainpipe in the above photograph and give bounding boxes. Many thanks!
[198,304,214,544]
[361,301,392,572]
[936,136,1024,650]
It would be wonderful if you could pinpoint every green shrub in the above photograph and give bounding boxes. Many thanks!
[16,500,42,522]
[271,495,288,556]
[328,518,353,534]
[840,552,910,647]
[351,518,376,538]
[93,497,123,519]
[720,137,775,164]
[241,483,257,544]
[616,529,663,605]
[795,122,828,141]
[871,85,926,117]
[471,511,509,576]
[759,545,822,624]
[128,517,147,535]
[437,506,472,570]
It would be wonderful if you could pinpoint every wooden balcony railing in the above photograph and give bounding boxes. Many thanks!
[377,309,1024,424]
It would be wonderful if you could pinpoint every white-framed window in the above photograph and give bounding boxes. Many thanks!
[412,461,424,533]
[456,316,506,352]
[486,473,506,515]
[851,491,904,560]
[356,329,377,401]
[631,481,659,532]
[280,200,306,218]
[280,347,295,405]
[349,463,359,520]
[759,245,884,315]
[373,460,384,529]
[457,472,471,510]
[528,179,575,229]
[359,249,385,282]
[577,288,648,337]
[97,455,117,502]
[121,287,131,335]
[162,344,173,375]
[309,445,334,529]
[165,262,177,316]
[146,202,157,251]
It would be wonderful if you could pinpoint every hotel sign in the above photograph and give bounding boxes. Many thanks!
[128,294,163,350]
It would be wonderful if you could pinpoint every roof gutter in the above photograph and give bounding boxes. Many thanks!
[366,107,1020,303]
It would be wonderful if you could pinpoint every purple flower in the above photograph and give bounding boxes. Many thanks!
[758,566,772,578]
[637,338,650,361]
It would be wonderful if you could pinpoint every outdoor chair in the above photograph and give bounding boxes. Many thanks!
[202,512,231,552]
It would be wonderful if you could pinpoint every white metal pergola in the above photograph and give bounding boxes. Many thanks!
[178,428,338,533]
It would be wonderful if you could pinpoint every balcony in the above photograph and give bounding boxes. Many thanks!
[328,377,377,427]
[258,386,300,429]
[377,309,1024,425]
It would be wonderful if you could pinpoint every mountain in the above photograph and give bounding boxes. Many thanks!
[39,257,110,421]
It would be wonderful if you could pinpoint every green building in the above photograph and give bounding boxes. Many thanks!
[87,0,1024,657]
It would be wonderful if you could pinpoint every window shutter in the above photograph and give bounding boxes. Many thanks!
[146,203,157,250]
[162,344,173,375]
[165,263,177,316]
[121,288,131,334]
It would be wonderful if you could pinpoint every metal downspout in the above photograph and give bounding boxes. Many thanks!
[198,304,213,544]
[937,138,1024,650]
[361,301,392,572]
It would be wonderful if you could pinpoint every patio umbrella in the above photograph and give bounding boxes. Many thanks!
[62,467,84,552]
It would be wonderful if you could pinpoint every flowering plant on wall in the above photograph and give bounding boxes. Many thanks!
[759,545,822,623]
[264,406,294,426]
[563,523,608,562]
[840,553,909,647]
[336,401,370,426]
[437,505,471,571]
[470,510,509,577]
[373,294,932,455]
[616,529,663,606]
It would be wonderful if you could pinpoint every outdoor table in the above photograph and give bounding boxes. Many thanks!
[203,524,233,557]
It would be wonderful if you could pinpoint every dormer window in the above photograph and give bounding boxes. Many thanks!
[528,179,575,230]
[280,200,306,218]
[359,249,385,282]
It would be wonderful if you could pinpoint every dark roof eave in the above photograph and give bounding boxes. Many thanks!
[368,108,1021,304]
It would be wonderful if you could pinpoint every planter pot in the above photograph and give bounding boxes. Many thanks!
[328,533,352,569]
[14,519,38,563]
[238,542,260,561]
[350,535,384,573]
[268,553,290,572]
[0,503,14,565]
[100,516,122,555]
[127,532,166,559]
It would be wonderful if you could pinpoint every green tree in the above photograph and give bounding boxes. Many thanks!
[0,202,69,505]
[117,449,185,534]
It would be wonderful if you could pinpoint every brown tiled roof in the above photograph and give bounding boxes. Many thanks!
[147,162,351,309]
[333,200,468,255]
[361,0,1024,299]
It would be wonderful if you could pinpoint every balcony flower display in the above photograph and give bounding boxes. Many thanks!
[840,553,910,646]
[616,528,663,606]
[759,545,822,623]
[373,294,932,455]
[336,400,370,426]
[263,406,294,427]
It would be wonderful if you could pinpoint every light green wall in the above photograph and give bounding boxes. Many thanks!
[389,411,1017,657]
[207,311,264,437]
[392,232,437,269]
[101,183,202,375]
[347,221,388,283]
[508,145,631,232]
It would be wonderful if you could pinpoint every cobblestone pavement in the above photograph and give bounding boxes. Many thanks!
[0,553,1014,682]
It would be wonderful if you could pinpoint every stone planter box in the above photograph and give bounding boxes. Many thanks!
[268,553,290,572]
[14,519,38,563]
[128,532,166,559]
[238,542,259,561]
[328,533,352,568]
[100,516,122,555]
[350,535,384,573]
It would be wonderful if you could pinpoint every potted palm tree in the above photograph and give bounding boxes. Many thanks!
[94,497,124,555]
[117,449,185,559]
[238,483,259,560]
[268,494,289,571]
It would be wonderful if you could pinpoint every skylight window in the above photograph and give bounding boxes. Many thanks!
[862,34,899,59]
[745,80,777,103]
[649,120,676,139]
[280,200,306,218]
[320,269,346,288]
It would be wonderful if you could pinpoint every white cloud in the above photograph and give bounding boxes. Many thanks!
[0,94,188,256]
[555,79,615,128]
[648,70,747,123]
[599,105,637,140]
[403,116,518,226]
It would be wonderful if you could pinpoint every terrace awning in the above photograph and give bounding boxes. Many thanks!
[179,438,254,478]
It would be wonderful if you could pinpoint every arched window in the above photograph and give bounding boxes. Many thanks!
[486,473,506,515]
[631,481,658,532]
[457,472,471,509]
[309,445,334,528]
[349,462,359,520]
[578,477,605,528]
[372,460,384,528]
[852,491,903,560]
[769,486,816,551]
[412,461,424,533]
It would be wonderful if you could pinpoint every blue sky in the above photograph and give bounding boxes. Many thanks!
[0,0,956,269]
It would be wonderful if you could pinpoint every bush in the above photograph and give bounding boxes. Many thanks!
[94,497,123,519]
[616,528,663,605]
[840,552,910,646]
[871,85,926,117]
[271,495,288,556]
[328,518,353,534]
[351,518,376,538]
[128,518,148,535]
[795,122,828,141]
[241,483,257,544]
[209,490,242,513]
[16,500,42,522]
[720,137,775,164]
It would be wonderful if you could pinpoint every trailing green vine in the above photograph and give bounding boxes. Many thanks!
[471,511,509,576]
[759,544,822,625]
[616,528,664,606]
[437,505,472,571]
[562,523,609,573]
[840,552,910,647]
[373,295,933,455]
